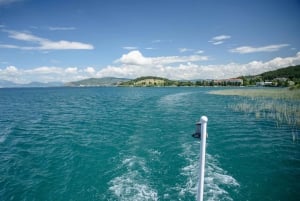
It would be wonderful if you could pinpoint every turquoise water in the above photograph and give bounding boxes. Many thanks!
[0,87,299,201]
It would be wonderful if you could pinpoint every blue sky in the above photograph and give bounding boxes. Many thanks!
[0,0,300,83]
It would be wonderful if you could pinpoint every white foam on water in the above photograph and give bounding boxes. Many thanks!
[109,173,158,201]
[180,142,239,200]
[178,142,199,197]
[159,92,192,103]
[122,156,143,168]
[109,155,158,201]
[0,127,11,143]
[148,149,161,162]
[205,154,239,201]
[0,135,6,143]
[157,92,195,109]
[148,149,161,156]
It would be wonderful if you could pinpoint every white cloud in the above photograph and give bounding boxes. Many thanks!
[0,65,99,84]
[0,66,21,83]
[116,51,152,65]
[152,55,208,65]
[230,44,289,54]
[48,26,76,31]
[25,66,63,74]
[209,35,231,45]
[212,35,231,41]
[0,0,21,6]
[1,52,300,83]
[122,46,138,50]
[5,65,18,73]
[8,30,41,42]
[115,50,208,66]
[0,30,94,50]
[40,40,93,50]
[179,48,193,53]
[65,67,78,74]
[0,44,20,49]
[85,67,96,74]
[195,50,204,54]
[97,51,300,80]
[145,47,156,50]
[152,39,162,43]
[151,39,172,43]
[212,41,224,45]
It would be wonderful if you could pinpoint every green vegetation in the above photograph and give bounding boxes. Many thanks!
[210,88,300,138]
[209,88,300,100]
[119,76,176,86]
[119,76,243,87]
[65,65,300,88]
[119,76,199,87]
[260,65,300,81]
[238,65,300,87]
[289,83,300,90]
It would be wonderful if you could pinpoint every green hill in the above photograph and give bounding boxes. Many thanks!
[65,65,300,88]
[238,65,300,86]
[260,65,300,80]
[119,76,177,86]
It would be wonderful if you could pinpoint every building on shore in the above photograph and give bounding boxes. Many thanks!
[213,78,243,86]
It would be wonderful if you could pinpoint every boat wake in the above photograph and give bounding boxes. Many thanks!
[180,142,239,201]
[108,156,158,201]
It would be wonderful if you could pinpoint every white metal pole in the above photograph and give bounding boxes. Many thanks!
[197,116,208,201]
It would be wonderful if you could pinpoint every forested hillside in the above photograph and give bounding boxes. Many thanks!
[239,65,300,86]
[260,65,300,80]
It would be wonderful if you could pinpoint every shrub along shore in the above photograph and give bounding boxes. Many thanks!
[209,88,300,100]
[210,88,300,140]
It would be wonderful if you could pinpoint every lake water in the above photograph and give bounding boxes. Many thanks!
[0,87,299,201]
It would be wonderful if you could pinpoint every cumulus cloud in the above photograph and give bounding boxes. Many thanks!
[230,44,289,54]
[0,65,97,84]
[0,30,94,50]
[65,67,78,74]
[209,35,231,45]
[84,67,96,74]
[115,50,208,66]
[116,51,152,65]
[5,65,18,73]
[97,52,300,80]
[1,52,300,83]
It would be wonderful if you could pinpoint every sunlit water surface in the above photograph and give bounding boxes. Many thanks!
[0,87,299,201]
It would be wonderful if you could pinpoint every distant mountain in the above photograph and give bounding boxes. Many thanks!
[0,80,19,88]
[65,77,130,87]
[23,82,63,87]
[1,65,299,88]
[0,80,63,88]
